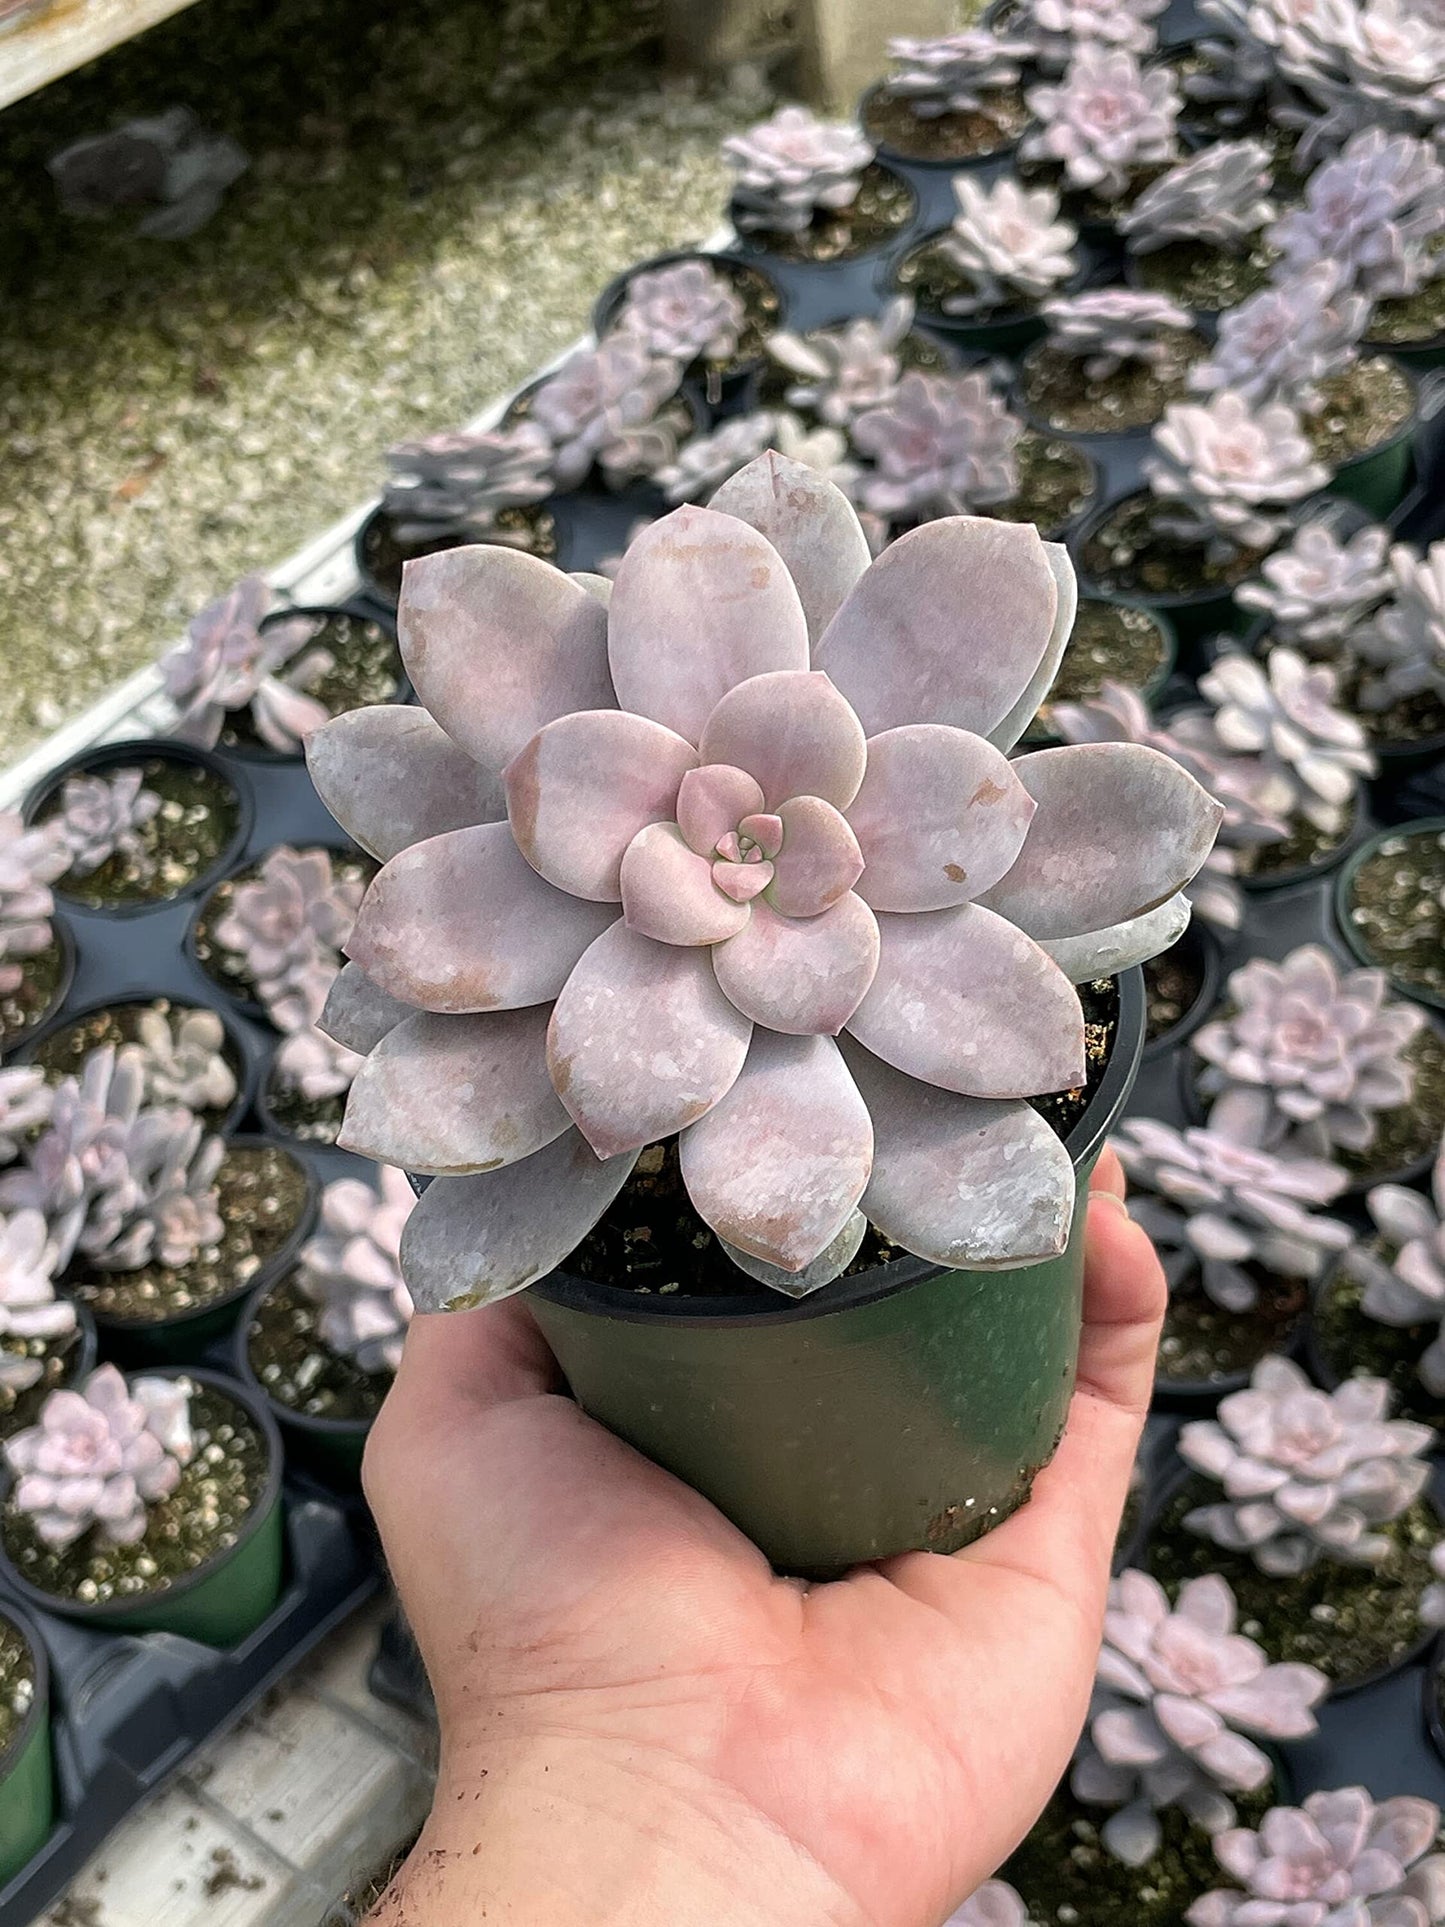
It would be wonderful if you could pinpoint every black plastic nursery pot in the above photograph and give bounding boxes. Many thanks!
[0,1368,285,1646]
[1140,914,1222,1063]
[529,969,1146,1579]
[1333,818,1445,1014]
[0,1610,51,1890]
[231,1276,372,1488]
[1068,489,1255,661]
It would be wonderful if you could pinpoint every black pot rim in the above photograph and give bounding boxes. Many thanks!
[0,1364,284,1627]
[1067,487,1268,614]
[353,498,569,609]
[1333,818,1445,1014]
[532,964,1146,1329]
[856,79,1025,171]
[232,1270,378,1442]
[0,1600,49,1783]
[590,248,787,383]
[21,738,253,922]
[1140,912,1224,1063]
[728,159,920,269]
[218,606,409,768]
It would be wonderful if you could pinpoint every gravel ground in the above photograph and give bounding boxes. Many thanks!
[0,0,770,760]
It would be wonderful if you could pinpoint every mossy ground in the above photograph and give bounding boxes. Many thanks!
[247,1270,391,1424]
[1311,1263,1445,1429]
[219,612,403,753]
[861,83,1029,163]
[33,997,243,1128]
[740,163,914,265]
[1130,238,1277,311]
[1342,828,1445,1005]
[34,757,241,909]
[0,1619,36,1761]
[1020,334,1205,435]
[1080,493,1270,598]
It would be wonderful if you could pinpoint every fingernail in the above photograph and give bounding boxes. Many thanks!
[1092,1191,1130,1220]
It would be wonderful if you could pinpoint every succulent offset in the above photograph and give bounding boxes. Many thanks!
[212,845,364,1034]
[529,336,684,491]
[305,453,1222,1305]
[1120,139,1277,251]
[1187,1786,1445,1927]
[1192,265,1369,413]
[49,770,161,880]
[1236,520,1392,654]
[1114,1118,1350,1312]
[1072,1568,1327,1865]
[612,259,747,367]
[132,1006,237,1113]
[1026,0,1169,65]
[296,1166,415,1374]
[1179,1356,1434,1574]
[767,297,913,428]
[1041,289,1194,380]
[1197,650,1376,835]
[1347,1143,1445,1394]
[273,1025,364,1102]
[884,29,1034,115]
[1023,46,1181,201]
[1145,393,1330,558]
[1355,540,1445,709]
[722,107,875,235]
[4,1364,192,1548]
[162,576,330,754]
[381,423,557,543]
[937,176,1078,315]
[850,373,1022,523]
[1193,945,1424,1156]
[0,1210,76,1394]
[0,811,68,998]
[1268,129,1445,300]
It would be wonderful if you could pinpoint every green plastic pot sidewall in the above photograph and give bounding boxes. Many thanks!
[0,1709,51,1888]
[1325,417,1416,519]
[1333,818,1445,1013]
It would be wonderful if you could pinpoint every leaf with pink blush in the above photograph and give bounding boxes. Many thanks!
[697,670,868,811]
[1040,892,1191,983]
[319,962,413,1054]
[721,1211,868,1297]
[679,1030,873,1272]
[986,542,1079,754]
[675,765,765,857]
[346,822,616,1013]
[846,725,1035,914]
[505,710,697,903]
[306,705,505,861]
[979,743,1224,941]
[846,903,1085,1098]
[713,893,879,1035]
[399,1130,640,1311]
[767,797,864,918]
[608,506,809,741]
[814,518,1059,740]
[399,547,613,774]
[620,822,751,945]
[708,451,871,646]
[338,1006,569,1175]
[547,921,753,1156]
[841,1039,1076,1267]
[712,858,773,903]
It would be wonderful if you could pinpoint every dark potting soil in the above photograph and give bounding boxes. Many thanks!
[1026,601,1170,745]
[220,612,404,753]
[0,1617,35,1760]
[0,938,67,1053]
[1312,1262,1445,1429]
[1352,681,1445,751]
[1131,238,1278,311]
[994,430,1095,540]
[568,977,1121,1297]
[247,1269,391,1423]
[359,503,556,602]
[67,1142,310,1326]
[1144,937,1206,1043]
[861,82,1030,162]
[1369,275,1445,348]
[262,1062,346,1145]
[1343,827,1445,1004]
[742,163,914,265]
[3,1383,268,1609]
[893,233,1040,327]
[1303,358,1414,470]
[33,998,243,1129]
[1235,812,1349,881]
[0,1320,87,1437]
[1157,1271,1306,1387]
[1080,493,1270,598]
[35,756,240,909]
[1020,333,1206,435]
[609,256,781,377]
[1146,1474,1438,1685]
[1015,154,1169,227]
[192,850,374,1010]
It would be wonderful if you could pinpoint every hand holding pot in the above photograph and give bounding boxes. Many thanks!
[363,1153,1165,1927]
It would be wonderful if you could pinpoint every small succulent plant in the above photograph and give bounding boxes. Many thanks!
[1347,1143,1445,1394]
[162,576,330,754]
[296,1166,415,1374]
[530,336,684,491]
[1268,128,1445,300]
[212,845,364,1035]
[1026,0,1169,67]
[1236,520,1392,654]
[1119,139,1277,252]
[937,176,1079,316]
[947,1881,1030,1927]
[82,1112,224,1273]
[0,1046,145,1271]
[1072,1569,1328,1865]
[381,423,557,543]
[884,28,1035,114]
[1179,1356,1434,1574]
[1354,539,1445,710]
[0,811,68,998]
[4,1364,192,1548]
[850,371,1022,521]
[1023,45,1181,202]
[1188,1785,1445,1927]
[0,1210,76,1393]
[306,454,1221,1306]
[654,413,778,505]
[722,106,875,235]
[613,259,747,367]
[1145,392,1330,558]
[1114,1117,1350,1312]
[767,296,913,428]
[0,1068,54,1163]
[1253,0,1445,158]
[132,1007,237,1114]
[1193,944,1424,1156]
[1197,649,1375,836]
[1041,288,1194,379]
[49,770,161,880]
[1191,265,1369,413]
[273,1023,364,1101]
[47,107,247,239]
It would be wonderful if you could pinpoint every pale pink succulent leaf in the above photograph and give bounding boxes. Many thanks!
[720,1210,867,1298]
[547,921,753,1156]
[318,961,414,1054]
[504,710,698,903]
[847,904,1086,1098]
[767,797,865,918]
[697,670,868,811]
[678,1029,872,1271]
[846,724,1036,913]
[608,506,810,740]
[399,1130,640,1311]
[347,823,616,1012]
[675,765,767,857]
[306,704,506,862]
[987,541,1081,754]
[569,571,613,605]
[1040,892,1192,983]
[398,547,614,773]
[619,823,753,944]
[712,894,879,1035]
[707,451,872,647]
[337,1007,569,1175]
[814,518,1058,739]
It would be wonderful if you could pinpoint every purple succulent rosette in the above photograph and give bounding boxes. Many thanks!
[1348,1142,1445,1391]
[306,453,1220,1307]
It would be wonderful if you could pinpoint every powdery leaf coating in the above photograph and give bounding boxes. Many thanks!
[1023,45,1181,201]
[1236,521,1392,654]
[380,423,556,543]
[307,704,506,863]
[1145,392,1330,558]
[722,106,874,235]
[1198,649,1375,835]
[1355,539,1445,710]
[296,1167,415,1375]
[1191,264,1369,413]
[1268,128,1445,301]
[850,372,1022,522]
[613,258,747,366]
[1179,1355,1435,1574]
[162,577,328,754]
[885,29,1035,115]
[1347,1144,1445,1394]
[1043,289,1195,380]
[1120,139,1277,252]
[213,844,363,1035]
[318,962,413,1057]
[938,176,1078,316]
[50,769,161,880]
[708,454,872,646]
[712,895,879,1036]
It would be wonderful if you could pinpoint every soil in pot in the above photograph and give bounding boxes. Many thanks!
[1300,357,1414,471]
[1341,826,1445,1006]
[260,1060,347,1145]
[1146,1471,1438,1685]
[861,81,1030,163]
[245,1269,391,1424]
[66,1141,311,1328]
[993,430,1095,538]
[0,1320,90,1439]
[1079,491,1271,599]
[0,938,68,1055]
[30,753,241,910]
[192,850,375,1012]
[1345,674,1445,754]
[604,256,781,381]
[1024,600,1172,745]
[359,503,557,604]
[1015,154,1172,229]
[2,1381,268,1612]
[1157,1270,1307,1390]
[1019,331,1207,434]
[1368,275,1445,353]
[892,231,1048,332]
[1234,813,1353,883]
[220,611,404,754]
[0,1619,36,1764]
[1129,237,1279,311]
[1311,1261,1445,1429]
[736,162,915,264]
[1144,925,1211,1044]
[30,998,245,1132]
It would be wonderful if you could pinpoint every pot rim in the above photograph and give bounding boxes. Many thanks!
[532,964,1146,1328]
[590,249,787,381]
[1,916,75,1060]
[0,1601,48,1785]
[1333,817,1445,1014]
[1140,911,1223,1063]
[232,1269,378,1442]
[1067,486,1271,614]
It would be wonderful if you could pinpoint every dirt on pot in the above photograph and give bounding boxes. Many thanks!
[0,1617,35,1759]
[1080,492,1271,598]
[221,612,404,754]
[739,162,914,264]
[1020,332,1206,434]
[1130,238,1278,311]
[32,999,244,1129]
[246,1270,391,1423]
[1343,827,1445,1004]
[34,755,241,910]
[1157,1271,1307,1389]
[861,83,1030,163]
[1311,1262,1445,1429]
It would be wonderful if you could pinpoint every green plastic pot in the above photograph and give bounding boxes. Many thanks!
[1334,818,1445,1014]
[232,1275,372,1489]
[1325,389,1418,520]
[0,1610,51,1889]
[531,970,1147,1578]
[0,1369,286,1646]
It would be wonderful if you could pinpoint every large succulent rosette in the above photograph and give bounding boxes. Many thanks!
[307,454,1220,1310]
